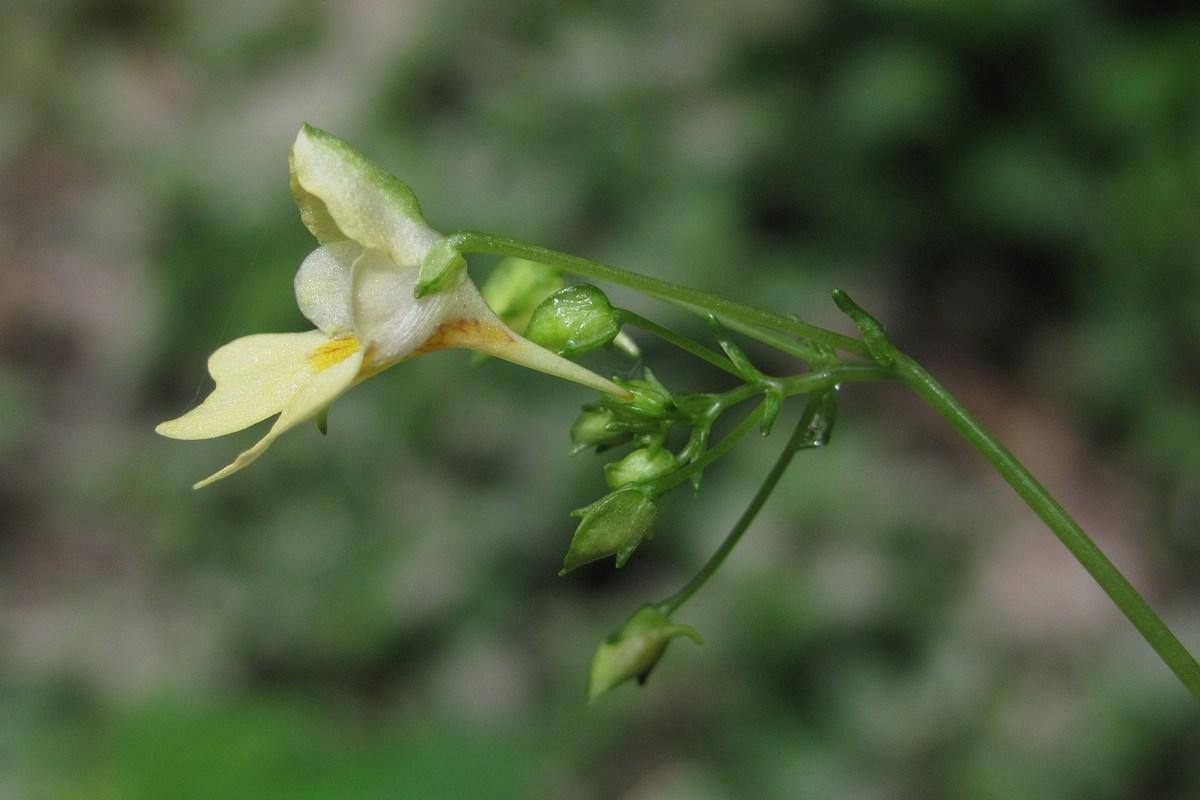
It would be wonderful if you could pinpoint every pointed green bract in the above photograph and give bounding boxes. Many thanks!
[831,288,897,366]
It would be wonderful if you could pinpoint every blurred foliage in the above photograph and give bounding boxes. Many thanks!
[1,0,1199,797]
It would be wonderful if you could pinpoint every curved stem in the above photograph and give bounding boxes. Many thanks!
[680,307,832,366]
[660,396,826,615]
[649,402,766,497]
[894,353,1200,701]
[448,231,872,358]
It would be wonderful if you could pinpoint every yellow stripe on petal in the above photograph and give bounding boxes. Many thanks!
[306,334,360,372]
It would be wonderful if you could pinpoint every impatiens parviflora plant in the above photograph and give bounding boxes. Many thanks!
[158,125,1200,704]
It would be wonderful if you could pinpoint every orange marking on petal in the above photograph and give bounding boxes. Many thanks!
[416,318,514,355]
[306,335,361,372]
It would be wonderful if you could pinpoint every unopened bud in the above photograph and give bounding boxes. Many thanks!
[525,283,622,357]
[604,446,675,489]
[604,368,675,425]
[560,488,656,574]
[570,406,631,454]
[587,605,702,702]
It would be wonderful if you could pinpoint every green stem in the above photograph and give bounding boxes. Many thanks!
[678,306,832,366]
[618,309,744,378]
[650,402,766,496]
[659,397,825,616]
[894,353,1200,701]
[777,363,898,397]
[448,231,872,358]
[655,364,894,492]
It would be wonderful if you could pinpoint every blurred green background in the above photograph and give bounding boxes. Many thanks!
[2,0,1199,797]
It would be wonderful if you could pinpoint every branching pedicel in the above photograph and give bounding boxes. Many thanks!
[159,125,1200,703]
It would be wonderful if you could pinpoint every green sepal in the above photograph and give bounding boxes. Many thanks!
[525,283,622,357]
[415,238,468,297]
[314,406,330,436]
[587,604,702,703]
[560,488,657,574]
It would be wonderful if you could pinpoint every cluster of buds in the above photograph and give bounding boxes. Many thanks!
[478,267,706,583]
[561,368,724,573]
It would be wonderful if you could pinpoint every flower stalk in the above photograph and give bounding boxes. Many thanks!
[895,352,1200,701]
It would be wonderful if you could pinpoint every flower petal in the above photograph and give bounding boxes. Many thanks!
[295,241,360,336]
[192,348,364,489]
[352,247,461,368]
[157,331,333,440]
[290,124,440,269]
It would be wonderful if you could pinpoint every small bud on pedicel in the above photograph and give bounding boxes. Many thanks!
[560,488,657,574]
[570,406,631,454]
[587,604,702,702]
[604,446,675,490]
[604,369,675,426]
[525,283,622,357]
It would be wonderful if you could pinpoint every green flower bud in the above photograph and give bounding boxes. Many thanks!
[570,406,631,454]
[561,488,657,574]
[587,604,702,702]
[604,446,675,489]
[524,283,622,357]
[604,368,675,425]
[479,258,565,333]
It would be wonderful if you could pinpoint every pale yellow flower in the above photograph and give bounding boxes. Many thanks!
[158,124,625,488]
